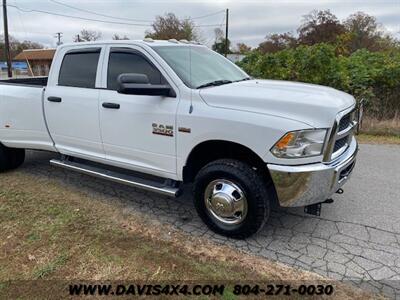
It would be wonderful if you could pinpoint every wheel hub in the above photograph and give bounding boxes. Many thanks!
[204,179,248,225]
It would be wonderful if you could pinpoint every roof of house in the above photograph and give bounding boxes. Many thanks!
[14,49,56,61]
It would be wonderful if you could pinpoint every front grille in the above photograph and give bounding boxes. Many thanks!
[334,136,348,153]
[324,107,356,162]
[338,113,351,132]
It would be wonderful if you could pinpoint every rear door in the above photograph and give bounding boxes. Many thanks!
[44,46,104,159]
[98,45,179,177]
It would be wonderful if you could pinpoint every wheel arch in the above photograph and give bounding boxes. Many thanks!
[183,139,273,185]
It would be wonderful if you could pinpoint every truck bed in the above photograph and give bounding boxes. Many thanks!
[0,77,48,87]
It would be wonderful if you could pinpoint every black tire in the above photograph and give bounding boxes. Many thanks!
[0,144,25,172]
[193,159,271,239]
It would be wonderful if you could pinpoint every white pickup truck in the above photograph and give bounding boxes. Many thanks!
[0,40,358,238]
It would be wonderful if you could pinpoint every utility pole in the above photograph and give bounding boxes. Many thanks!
[54,32,63,46]
[224,8,229,57]
[2,0,12,77]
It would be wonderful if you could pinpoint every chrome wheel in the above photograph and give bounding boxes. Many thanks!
[204,179,248,225]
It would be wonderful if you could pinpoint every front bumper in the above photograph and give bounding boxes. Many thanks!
[268,136,358,207]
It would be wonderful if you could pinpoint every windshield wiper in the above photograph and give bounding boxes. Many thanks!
[234,77,252,83]
[196,80,233,89]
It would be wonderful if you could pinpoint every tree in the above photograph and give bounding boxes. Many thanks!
[235,43,252,54]
[259,32,297,53]
[74,29,102,42]
[145,13,199,41]
[0,35,43,61]
[343,12,393,52]
[298,10,346,45]
[112,34,130,40]
[212,28,231,55]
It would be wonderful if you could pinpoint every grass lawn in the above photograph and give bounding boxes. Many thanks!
[357,133,400,145]
[0,171,375,299]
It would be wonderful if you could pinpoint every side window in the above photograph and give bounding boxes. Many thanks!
[58,49,100,88]
[107,50,163,91]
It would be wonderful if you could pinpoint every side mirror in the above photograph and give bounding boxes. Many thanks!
[117,73,176,97]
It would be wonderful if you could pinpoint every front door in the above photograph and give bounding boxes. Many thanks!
[99,46,179,177]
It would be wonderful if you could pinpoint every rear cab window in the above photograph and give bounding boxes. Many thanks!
[58,48,101,88]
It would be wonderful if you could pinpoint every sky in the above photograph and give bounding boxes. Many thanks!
[2,0,399,49]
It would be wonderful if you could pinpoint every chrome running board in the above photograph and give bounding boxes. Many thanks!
[50,159,181,197]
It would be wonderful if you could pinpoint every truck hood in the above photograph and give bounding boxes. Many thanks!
[199,79,355,128]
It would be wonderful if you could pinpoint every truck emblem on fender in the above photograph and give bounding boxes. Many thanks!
[152,123,174,137]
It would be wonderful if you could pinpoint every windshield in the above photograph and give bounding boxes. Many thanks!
[151,45,249,89]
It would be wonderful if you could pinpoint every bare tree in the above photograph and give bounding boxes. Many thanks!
[74,29,102,42]
[112,34,130,40]
[145,13,199,41]
[259,32,297,53]
[298,10,346,45]
[235,43,252,54]
[343,12,394,52]
[0,35,43,61]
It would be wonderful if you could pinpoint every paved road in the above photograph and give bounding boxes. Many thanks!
[19,144,400,298]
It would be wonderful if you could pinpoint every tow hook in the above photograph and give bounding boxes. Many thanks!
[304,198,334,216]
[336,188,344,194]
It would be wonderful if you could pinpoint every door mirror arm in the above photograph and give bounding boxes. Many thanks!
[117,73,176,98]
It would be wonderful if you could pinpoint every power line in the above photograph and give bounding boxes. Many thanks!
[191,10,225,20]
[50,0,224,22]
[7,4,153,26]
[8,4,226,28]
[49,0,152,23]
[194,24,226,28]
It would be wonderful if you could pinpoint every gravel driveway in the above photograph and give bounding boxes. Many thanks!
[21,144,400,298]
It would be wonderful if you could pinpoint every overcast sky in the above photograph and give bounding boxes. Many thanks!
[3,0,399,48]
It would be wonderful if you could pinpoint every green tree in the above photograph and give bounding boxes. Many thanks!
[238,44,400,119]
[212,28,231,55]
[145,13,199,41]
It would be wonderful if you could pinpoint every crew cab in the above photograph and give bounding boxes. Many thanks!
[0,39,358,238]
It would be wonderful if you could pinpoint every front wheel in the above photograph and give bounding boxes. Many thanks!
[193,159,271,239]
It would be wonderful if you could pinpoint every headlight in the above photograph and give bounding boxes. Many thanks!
[271,129,327,158]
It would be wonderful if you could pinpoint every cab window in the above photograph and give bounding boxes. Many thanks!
[107,49,164,91]
[58,49,100,88]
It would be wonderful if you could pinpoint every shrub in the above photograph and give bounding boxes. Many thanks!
[238,44,400,119]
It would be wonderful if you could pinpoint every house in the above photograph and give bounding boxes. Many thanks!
[14,49,56,76]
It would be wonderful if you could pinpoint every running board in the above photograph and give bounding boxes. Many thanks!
[50,159,181,197]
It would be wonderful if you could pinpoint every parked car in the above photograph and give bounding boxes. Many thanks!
[0,40,358,238]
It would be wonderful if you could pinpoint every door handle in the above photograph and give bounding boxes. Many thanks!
[102,102,120,109]
[47,96,62,103]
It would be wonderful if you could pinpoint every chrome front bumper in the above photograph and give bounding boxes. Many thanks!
[268,137,358,207]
